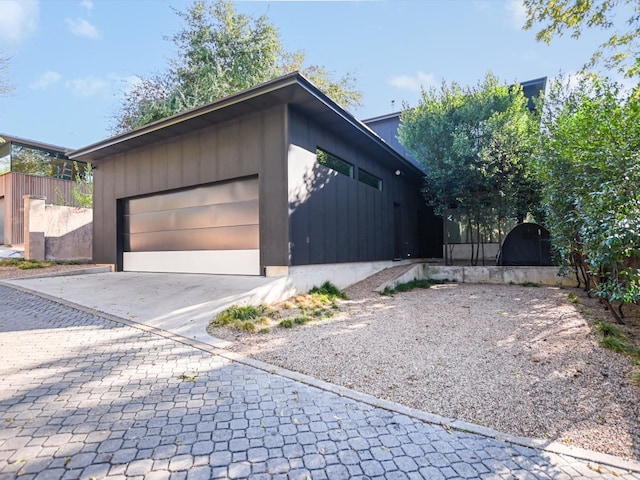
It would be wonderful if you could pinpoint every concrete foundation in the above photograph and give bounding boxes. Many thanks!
[379,263,576,291]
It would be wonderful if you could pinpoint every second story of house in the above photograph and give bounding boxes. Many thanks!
[0,134,88,180]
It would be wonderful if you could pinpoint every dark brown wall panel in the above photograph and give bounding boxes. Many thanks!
[92,107,288,268]
[259,107,288,267]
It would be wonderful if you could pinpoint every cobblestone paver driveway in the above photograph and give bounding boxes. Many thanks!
[1,284,639,479]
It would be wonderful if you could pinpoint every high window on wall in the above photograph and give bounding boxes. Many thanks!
[0,142,88,180]
[358,168,383,191]
[316,148,354,178]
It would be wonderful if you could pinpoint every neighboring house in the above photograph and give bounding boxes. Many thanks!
[0,135,89,245]
[69,72,443,275]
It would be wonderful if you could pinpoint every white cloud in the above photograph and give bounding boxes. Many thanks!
[65,17,101,39]
[0,0,39,44]
[66,75,109,96]
[80,0,94,10]
[505,0,527,29]
[389,72,437,92]
[32,71,62,90]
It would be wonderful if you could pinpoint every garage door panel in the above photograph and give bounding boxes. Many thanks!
[123,250,260,275]
[125,224,259,252]
[126,180,258,215]
[124,199,259,234]
[122,177,260,275]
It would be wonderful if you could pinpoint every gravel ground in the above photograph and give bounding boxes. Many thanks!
[211,265,640,461]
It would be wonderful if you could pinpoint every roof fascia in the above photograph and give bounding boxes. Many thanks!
[69,72,302,160]
[0,133,71,155]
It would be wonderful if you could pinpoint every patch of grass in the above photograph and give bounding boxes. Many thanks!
[210,281,345,334]
[519,281,540,287]
[567,292,580,304]
[594,320,640,357]
[600,335,631,354]
[0,258,53,269]
[309,281,347,300]
[240,321,256,332]
[594,320,623,338]
[210,304,271,330]
[381,278,447,295]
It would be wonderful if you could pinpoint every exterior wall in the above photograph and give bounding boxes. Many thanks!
[23,196,92,261]
[364,115,416,163]
[287,107,441,265]
[93,106,288,270]
[0,172,76,245]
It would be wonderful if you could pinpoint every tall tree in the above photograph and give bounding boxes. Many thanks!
[399,72,540,265]
[113,0,360,133]
[535,74,640,321]
[524,0,640,77]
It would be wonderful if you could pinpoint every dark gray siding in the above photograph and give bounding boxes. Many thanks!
[92,106,288,269]
[287,107,441,265]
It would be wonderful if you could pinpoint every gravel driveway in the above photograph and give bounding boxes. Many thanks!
[211,268,640,461]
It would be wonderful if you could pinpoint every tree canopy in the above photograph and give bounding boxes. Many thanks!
[399,72,540,265]
[112,0,361,134]
[535,74,640,319]
[524,0,640,77]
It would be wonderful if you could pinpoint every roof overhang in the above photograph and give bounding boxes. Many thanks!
[69,72,424,178]
[0,133,71,155]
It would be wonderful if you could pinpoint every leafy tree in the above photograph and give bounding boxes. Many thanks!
[113,0,361,133]
[72,161,93,208]
[535,74,640,321]
[399,72,540,265]
[524,0,640,77]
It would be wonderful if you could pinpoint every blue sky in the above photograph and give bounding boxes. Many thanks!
[0,0,617,149]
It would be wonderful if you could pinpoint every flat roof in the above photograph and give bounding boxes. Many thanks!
[0,133,71,155]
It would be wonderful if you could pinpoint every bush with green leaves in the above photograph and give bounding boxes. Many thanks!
[536,75,640,320]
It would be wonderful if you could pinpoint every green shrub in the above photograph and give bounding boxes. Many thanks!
[211,304,268,327]
[594,321,622,338]
[309,281,347,300]
[279,319,293,328]
[381,278,447,295]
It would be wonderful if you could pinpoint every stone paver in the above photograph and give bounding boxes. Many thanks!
[1,284,639,479]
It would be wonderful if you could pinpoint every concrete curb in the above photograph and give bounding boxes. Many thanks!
[3,280,640,475]
[1,265,111,281]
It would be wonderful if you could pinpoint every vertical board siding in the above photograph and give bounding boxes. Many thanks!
[288,106,441,265]
[5,173,77,245]
[92,106,288,269]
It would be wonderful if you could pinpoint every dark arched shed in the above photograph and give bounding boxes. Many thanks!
[497,223,554,266]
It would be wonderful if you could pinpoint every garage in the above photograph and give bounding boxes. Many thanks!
[122,176,260,275]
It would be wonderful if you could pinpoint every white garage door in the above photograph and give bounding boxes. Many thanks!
[122,177,260,275]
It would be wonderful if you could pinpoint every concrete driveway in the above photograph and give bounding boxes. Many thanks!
[3,271,287,348]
